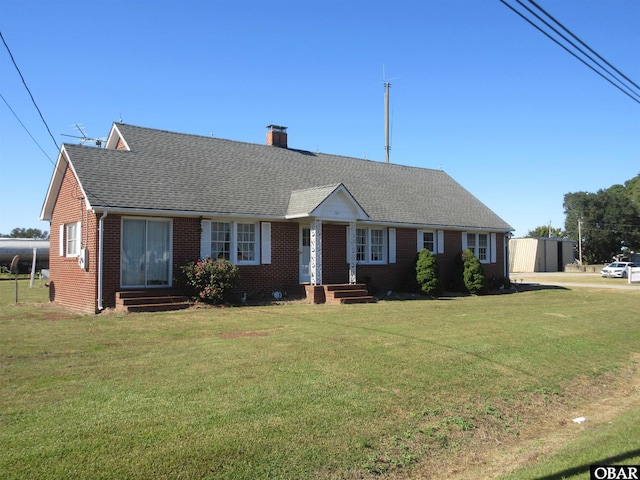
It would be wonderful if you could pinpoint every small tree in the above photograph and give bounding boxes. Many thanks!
[180,257,239,304]
[526,225,566,239]
[415,248,442,297]
[461,249,486,295]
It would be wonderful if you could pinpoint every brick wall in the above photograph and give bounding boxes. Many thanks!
[96,217,301,308]
[429,230,508,290]
[235,222,300,297]
[101,214,121,310]
[48,161,99,314]
[50,190,510,311]
[356,227,416,294]
[439,230,462,289]
[357,229,509,294]
[172,217,201,270]
[322,224,349,284]
[100,216,202,309]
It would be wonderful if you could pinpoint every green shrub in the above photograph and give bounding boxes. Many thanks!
[488,276,511,291]
[461,249,486,295]
[180,257,239,304]
[450,251,467,292]
[415,248,442,297]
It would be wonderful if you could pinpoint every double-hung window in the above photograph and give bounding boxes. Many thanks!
[236,223,256,262]
[478,234,488,262]
[65,222,81,257]
[466,233,477,256]
[464,232,494,263]
[422,231,435,252]
[203,220,260,265]
[370,229,384,261]
[211,222,231,260]
[355,227,386,264]
[418,230,444,255]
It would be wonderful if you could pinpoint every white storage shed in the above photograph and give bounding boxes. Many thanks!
[509,237,575,273]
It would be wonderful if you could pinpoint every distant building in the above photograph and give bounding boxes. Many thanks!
[509,237,575,273]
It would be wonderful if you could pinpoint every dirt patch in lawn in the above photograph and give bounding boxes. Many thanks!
[0,303,82,322]
[218,330,270,339]
[373,354,640,480]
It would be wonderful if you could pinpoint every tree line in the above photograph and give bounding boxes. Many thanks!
[527,173,640,264]
[0,228,49,239]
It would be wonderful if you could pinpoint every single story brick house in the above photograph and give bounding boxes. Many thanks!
[40,122,513,313]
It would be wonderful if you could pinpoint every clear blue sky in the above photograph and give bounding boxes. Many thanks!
[1,0,638,238]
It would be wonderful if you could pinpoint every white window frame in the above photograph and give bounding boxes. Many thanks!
[65,221,81,257]
[422,231,436,253]
[202,220,261,266]
[236,222,257,263]
[355,227,387,264]
[210,221,231,260]
[418,230,445,254]
[478,234,488,262]
[462,232,496,264]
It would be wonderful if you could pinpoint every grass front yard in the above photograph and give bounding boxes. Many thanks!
[1,280,639,479]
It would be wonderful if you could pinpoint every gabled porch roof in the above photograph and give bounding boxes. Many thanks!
[285,183,368,221]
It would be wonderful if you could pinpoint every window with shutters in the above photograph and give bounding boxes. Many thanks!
[205,220,260,265]
[65,222,81,257]
[422,231,435,253]
[355,227,386,264]
[465,232,492,263]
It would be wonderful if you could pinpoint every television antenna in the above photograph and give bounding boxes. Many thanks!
[61,124,107,147]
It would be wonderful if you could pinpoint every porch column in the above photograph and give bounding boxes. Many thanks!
[310,219,323,285]
[348,221,357,284]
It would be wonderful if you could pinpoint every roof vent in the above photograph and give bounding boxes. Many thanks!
[266,125,288,148]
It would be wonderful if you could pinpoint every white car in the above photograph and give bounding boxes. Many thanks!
[600,262,637,278]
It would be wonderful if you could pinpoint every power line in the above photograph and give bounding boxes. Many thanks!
[0,30,60,151]
[513,0,640,102]
[527,0,640,92]
[0,38,114,214]
[499,0,640,105]
[1,93,55,164]
[0,33,117,219]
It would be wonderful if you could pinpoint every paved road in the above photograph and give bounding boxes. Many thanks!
[513,272,640,291]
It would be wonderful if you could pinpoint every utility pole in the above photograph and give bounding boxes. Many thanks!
[384,82,390,163]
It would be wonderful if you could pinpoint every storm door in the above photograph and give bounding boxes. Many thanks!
[121,218,172,288]
[300,226,310,283]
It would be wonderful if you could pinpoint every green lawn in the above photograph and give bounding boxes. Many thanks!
[1,280,639,479]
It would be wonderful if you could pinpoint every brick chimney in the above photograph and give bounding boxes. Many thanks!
[266,125,288,148]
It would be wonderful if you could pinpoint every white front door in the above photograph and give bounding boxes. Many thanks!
[300,226,310,283]
[121,218,172,288]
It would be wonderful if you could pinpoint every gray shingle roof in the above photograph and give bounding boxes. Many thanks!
[65,123,512,231]
[286,184,345,218]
